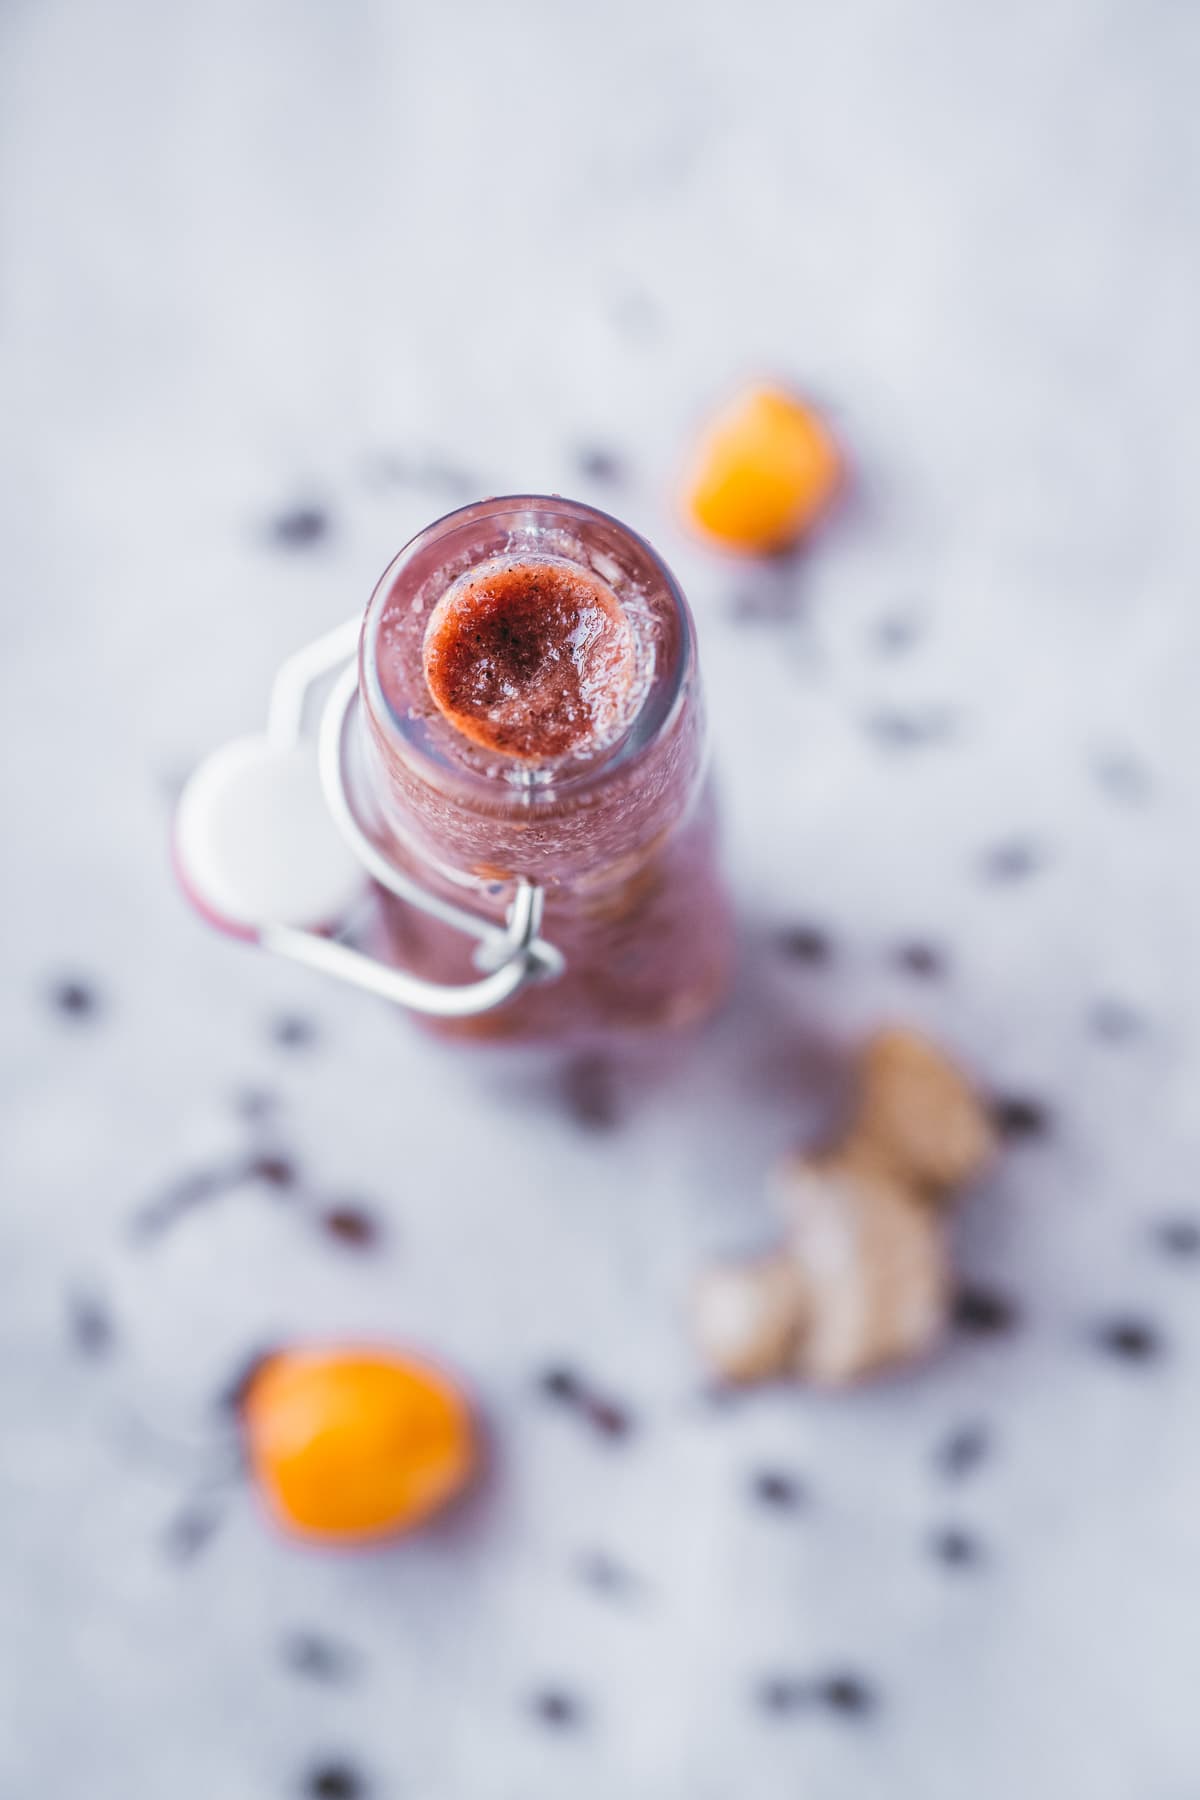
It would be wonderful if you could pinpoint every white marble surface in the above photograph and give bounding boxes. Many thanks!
[4,2,1200,1796]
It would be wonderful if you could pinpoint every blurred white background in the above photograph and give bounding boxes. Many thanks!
[3,2,1200,1797]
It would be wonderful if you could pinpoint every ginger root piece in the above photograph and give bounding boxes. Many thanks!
[775,1157,947,1384]
[691,1252,805,1385]
[692,1028,995,1388]
[849,1028,996,1202]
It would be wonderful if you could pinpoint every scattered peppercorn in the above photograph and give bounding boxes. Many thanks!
[574,1550,641,1598]
[530,1689,585,1729]
[1153,1216,1200,1260]
[1092,751,1152,806]
[130,1161,246,1241]
[751,1470,807,1510]
[979,840,1044,882]
[281,1632,360,1684]
[817,1673,877,1717]
[1093,1318,1164,1364]
[575,447,625,483]
[233,1086,280,1122]
[585,1395,633,1441]
[894,942,946,979]
[775,925,832,964]
[248,1153,299,1191]
[162,1501,225,1565]
[48,977,101,1020]
[304,1759,366,1799]
[929,1525,984,1569]
[538,1366,584,1404]
[66,1288,116,1358]
[953,1284,1020,1336]
[757,1671,878,1719]
[561,1053,621,1130]
[1088,998,1144,1042]
[536,1366,632,1439]
[269,506,330,550]
[873,612,923,656]
[934,1421,991,1480]
[271,1013,319,1050]
[991,1096,1051,1141]
[320,1206,381,1249]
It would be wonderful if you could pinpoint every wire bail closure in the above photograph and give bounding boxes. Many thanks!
[177,618,563,1019]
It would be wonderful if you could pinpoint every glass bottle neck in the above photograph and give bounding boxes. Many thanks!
[356,497,705,889]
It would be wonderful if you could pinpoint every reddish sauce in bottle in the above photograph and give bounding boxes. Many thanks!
[422,559,637,762]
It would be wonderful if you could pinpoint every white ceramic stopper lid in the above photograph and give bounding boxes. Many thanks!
[174,735,363,934]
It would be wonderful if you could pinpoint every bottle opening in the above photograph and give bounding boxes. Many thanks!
[360,496,690,804]
[421,555,638,763]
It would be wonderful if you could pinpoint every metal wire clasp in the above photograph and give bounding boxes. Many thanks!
[220,618,562,1019]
